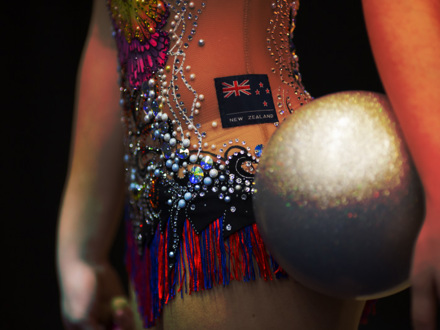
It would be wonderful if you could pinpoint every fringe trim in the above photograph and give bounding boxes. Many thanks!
[125,217,286,328]
[360,300,377,325]
[125,217,376,328]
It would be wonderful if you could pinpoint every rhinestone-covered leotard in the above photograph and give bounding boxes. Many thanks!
[107,0,310,327]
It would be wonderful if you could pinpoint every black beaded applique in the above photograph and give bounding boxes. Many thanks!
[122,84,260,263]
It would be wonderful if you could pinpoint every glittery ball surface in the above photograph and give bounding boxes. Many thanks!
[254,91,424,299]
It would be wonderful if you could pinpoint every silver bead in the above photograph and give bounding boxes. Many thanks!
[189,154,198,163]
[182,138,191,147]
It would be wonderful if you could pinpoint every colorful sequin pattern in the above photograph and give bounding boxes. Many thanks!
[109,0,170,87]
[109,0,168,43]
[108,0,307,327]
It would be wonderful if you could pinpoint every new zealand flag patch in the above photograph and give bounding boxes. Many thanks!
[214,74,278,128]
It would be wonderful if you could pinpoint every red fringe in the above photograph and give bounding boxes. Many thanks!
[157,230,164,302]
[360,300,377,325]
[251,223,273,281]
[126,217,280,328]
[126,217,377,328]
[214,220,224,284]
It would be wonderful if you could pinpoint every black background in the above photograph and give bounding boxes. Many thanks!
[3,1,414,329]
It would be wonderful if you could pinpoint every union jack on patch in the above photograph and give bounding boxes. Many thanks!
[214,74,278,128]
[222,80,252,98]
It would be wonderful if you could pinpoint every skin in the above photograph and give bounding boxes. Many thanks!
[363,1,440,329]
[56,0,133,328]
[58,0,440,329]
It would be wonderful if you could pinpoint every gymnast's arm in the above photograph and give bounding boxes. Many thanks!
[56,0,133,328]
[362,1,440,329]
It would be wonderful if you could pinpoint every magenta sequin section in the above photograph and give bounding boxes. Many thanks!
[109,1,170,88]
[116,31,169,87]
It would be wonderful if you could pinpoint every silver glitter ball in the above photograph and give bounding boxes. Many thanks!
[254,91,424,299]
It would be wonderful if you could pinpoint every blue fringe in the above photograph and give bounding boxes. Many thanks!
[130,215,285,328]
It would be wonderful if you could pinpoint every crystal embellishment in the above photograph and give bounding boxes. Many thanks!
[200,156,213,170]
[189,166,204,184]
[255,144,264,158]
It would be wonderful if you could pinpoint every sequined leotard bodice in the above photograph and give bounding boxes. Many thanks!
[108,0,310,327]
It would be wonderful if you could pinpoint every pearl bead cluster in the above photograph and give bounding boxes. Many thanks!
[118,1,262,255]
[117,0,313,259]
[153,0,209,157]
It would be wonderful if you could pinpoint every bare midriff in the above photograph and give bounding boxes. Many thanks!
[131,0,365,328]
[131,271,365,330]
